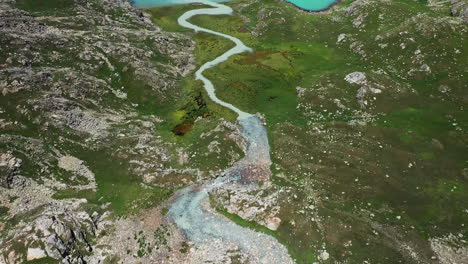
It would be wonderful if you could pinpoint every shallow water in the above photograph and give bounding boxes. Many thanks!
[168,114,288,262]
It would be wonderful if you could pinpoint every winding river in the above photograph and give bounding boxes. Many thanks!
[164,0,293,263]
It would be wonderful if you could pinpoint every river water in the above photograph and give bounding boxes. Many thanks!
[134,0,294,262]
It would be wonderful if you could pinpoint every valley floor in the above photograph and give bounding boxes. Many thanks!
[1,0,467,263]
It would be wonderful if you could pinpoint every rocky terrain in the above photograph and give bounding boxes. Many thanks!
[0,0,246,263]
[1,0,467,263]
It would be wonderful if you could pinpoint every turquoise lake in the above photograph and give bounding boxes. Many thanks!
[284,0,338,11]
[132,0,338,11]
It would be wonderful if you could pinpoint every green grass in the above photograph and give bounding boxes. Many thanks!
[147,5,198,32]
[207,41,354,125]
[75,149,174,216]
[24,257,60,264]
[177,4,360,125]
[377,107,452,142]
[16,0,75,12]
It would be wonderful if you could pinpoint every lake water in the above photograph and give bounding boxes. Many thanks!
[132,0,338,11]
[284,0,338,11]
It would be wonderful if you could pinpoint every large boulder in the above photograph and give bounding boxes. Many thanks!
[451,0,468,22]
[0,153,22,188]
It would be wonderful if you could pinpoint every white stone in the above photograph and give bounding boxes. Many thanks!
[337,33,346,43]
[58,156,95,188]
[319,250,330,260]
[266,217,282,231]
[344,72,367,85]
[27,248,46,261]
[369,87,382,94]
